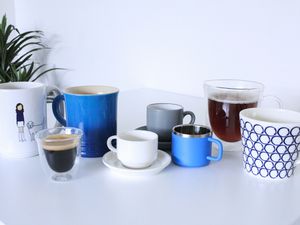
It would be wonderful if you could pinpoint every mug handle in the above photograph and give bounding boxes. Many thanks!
[107,135,117,152]
[46,86,63,128]
[206,137,223,161]
[261,95,282,108]
[183,111,196,124]
[46,86,61,103]
[52,95,67,126]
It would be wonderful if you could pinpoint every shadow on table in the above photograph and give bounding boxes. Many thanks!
[76,158,103,179]
[289,217,300,225]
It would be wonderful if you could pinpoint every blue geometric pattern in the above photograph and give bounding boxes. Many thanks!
[240,118,300,179]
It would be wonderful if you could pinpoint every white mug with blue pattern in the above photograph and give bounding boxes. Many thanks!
[240,108,300,179]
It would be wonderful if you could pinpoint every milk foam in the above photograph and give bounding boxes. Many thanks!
[43,134,79,151]
[209,94,258,104]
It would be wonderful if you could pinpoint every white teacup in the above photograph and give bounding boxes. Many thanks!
[106,130,158,169]
[240,108,300,179]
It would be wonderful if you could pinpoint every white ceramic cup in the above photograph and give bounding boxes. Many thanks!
[240,108,300,179]
[0,82,60,158]
[106,130,158,168]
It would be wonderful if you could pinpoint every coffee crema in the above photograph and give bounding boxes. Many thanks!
[208,97,258,142]
[43,134,79,173]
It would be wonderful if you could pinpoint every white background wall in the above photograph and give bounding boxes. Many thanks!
[1,0,300,110]
[0,0,14,23]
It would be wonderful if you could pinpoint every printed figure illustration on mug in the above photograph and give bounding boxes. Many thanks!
[26,119,45,141]
[15,103,44,142]
[16,103,26,142]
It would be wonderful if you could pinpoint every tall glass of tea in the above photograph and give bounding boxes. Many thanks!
[204,79,264,143]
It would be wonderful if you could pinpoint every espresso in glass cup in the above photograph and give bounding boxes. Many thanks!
[36,127,82,181]
[204,79,263,142]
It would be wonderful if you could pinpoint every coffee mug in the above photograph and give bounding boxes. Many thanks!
[240,108,300,179]
[147,103,195,141]
[172,124,223,167]
[0,82,60,158]
[107,130,158,168]
[52,85,119,158]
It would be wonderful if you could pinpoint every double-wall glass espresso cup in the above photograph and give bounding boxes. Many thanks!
[35,127,82,181]
[204,79,264,143]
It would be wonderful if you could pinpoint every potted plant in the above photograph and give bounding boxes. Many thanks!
[0,15,60,83]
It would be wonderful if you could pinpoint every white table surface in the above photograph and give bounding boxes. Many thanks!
[0,88,300,225]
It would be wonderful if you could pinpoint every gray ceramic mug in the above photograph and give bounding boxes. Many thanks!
[147,103,196,141]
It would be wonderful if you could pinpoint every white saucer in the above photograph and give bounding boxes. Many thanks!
[102,150,171,176]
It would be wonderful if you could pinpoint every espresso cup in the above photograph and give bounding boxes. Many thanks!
[0,82,60,158]
[240,108,300,179]
[172,124,223,167]
[147,103,195,141]
[36,127,82,181]
[106,130,158,169]
[52,85,119,157]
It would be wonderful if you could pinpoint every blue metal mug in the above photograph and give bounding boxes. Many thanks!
[172,124,223,167]
[52,85,119,157]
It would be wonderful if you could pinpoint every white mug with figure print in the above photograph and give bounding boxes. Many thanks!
[0,82,61,158]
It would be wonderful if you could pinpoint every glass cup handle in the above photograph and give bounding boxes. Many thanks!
[183,111,196,124]
[206,137,223,161]
[107,135,118,153]
[261,95,282,108]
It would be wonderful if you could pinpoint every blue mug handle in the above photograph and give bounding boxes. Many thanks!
[206,137,223,161]
[52,95,67,126]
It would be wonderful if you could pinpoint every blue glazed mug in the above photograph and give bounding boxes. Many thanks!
[52,85,119,157]
[172,124,223,167]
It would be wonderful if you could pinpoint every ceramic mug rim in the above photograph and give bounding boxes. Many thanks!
[240,108,300,125]
[0,81,45,91]
[117,130,158,142]
[64,85,119,96]
[147,103,183,111]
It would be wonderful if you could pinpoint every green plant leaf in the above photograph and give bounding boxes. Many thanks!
[24,62,35,80]
[8,64,18,81]
[3,24,15,44]
[11,47,44,66]
[31,68,63,81]
[8,31,43,47]
[0,65,11,82]
[13,54,32,69]
[0,15,7,32]
[0,14,62,82]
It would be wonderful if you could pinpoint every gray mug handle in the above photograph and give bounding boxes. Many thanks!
[183,111,196,124]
